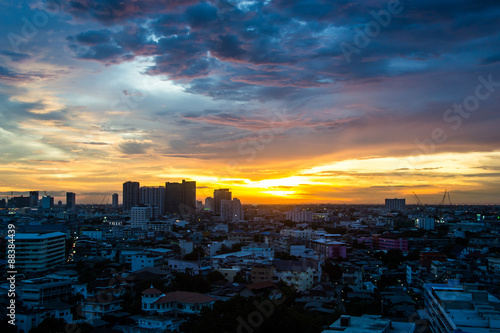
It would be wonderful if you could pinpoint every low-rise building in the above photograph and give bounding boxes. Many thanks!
[142,287,216,315]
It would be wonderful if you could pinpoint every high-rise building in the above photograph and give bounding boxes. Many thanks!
[123,181,140,211]
[417,217,435,230]
[214,189,231,215]
[41,196,54,209]
[10,232,66,272]
[165,180,196,215]
[220,198,244,222]
[66,192,76,209]
[140,186,166,215]
[130,206,158,230]
[29,191,39,208]
[204,197,214,211]
[10,196,30,208]
[112,193,119,208]
[385,198,406,211]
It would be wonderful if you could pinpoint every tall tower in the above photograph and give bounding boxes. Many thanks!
[214,189,231,215]
[165,180,196,215]
[66,192,76,209]
[140,186,166,215]
[29,191,39,208]
[112,193,119,208]
[123,181,140,212]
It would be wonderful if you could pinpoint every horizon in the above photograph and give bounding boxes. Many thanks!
[2,1,500,205]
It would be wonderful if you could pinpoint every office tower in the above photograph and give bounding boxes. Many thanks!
[220,198,244,222]
[29,191,39,207]
[204,197,214,211]
[140,186,166,215]
[112,193,119,208]
[165,180,196,214]
[123,181,140,211]
[66,192,76,209]
[41,196,54,209]
[214,189,231,215]
[385,198,406,211]
[13,232,66,272]
[130,206,158,230]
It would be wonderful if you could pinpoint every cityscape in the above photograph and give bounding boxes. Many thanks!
[2,0,500,333]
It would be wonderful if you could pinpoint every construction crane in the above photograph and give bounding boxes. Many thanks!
[439,190,452,205]
[413,192,423,206]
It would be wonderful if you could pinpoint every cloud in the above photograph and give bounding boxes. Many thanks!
[118,140,153,154]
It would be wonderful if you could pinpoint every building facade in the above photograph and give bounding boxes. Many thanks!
[12,232,66,273]
[123,181,140,211]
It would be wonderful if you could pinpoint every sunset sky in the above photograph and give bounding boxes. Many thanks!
[1,0,500,205]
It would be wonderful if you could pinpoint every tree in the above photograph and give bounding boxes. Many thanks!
[29,317,66,333]
[206,270,226,283]
[323,262,343,282]
[183,247,205,261]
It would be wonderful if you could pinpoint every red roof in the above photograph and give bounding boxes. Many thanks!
[246,280,277,291]
[153,291,216,304]
[142,287,163,295]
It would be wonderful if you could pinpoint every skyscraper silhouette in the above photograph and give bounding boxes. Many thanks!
[123,181,140,211]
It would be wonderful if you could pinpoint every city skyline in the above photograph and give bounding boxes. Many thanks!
[1,1,500,204]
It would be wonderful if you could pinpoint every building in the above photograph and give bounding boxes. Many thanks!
[165,180,196,215]
[10,232,66,273]
[130,206,158,230]
[373,234,408,252]
[140,186,166,215]
[311,239,347,259]
[424,282,500,333]
[18,278,73,307]
[488,255,500,275]
[220,198,244,222]
[204,197,214,211]
[40,195,54,209]
[66,192,76,209]
[251,264,275,284]
[123,181,140,211]
[17,302,72,333]
[286,208,314,222]
[385,198,406,211]
[417,217,435,230]
[131,254,164,272]
[112,193,119,208]
[81,295,123,320]
[273,260,321,291]
[214,189,231,215]
[142,288,216,315]
[9,195,31,208]
[29,191,39,208]
[323,314,415,333]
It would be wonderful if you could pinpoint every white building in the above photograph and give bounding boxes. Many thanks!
[130,206,158,230]
[131,254,164,272]
[142,287,215,315]
[323,314,415,333]
[424,282,500,333]
[11,232,66,273]
[417,217,435,230]
[285,209,313,222]
[220,198,244,222]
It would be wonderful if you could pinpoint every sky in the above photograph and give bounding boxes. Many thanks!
[1,0,500,205]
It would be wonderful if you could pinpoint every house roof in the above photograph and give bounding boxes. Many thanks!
[246,280,277,291]
[142,286,163,295]
[153,291,216,304]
